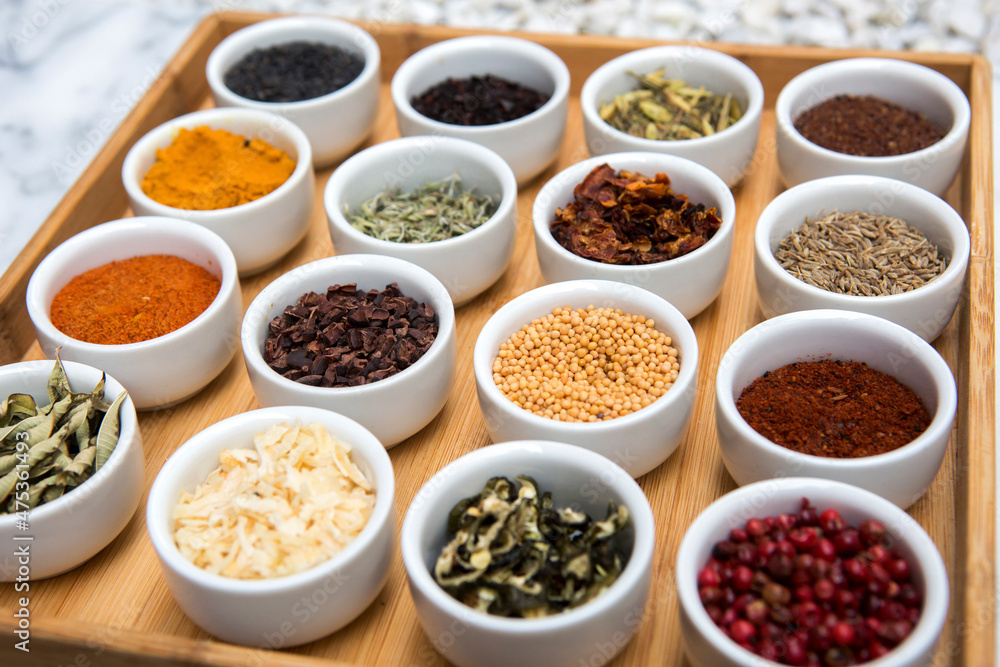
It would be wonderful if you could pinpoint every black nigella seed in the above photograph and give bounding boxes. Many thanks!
[224,41,365,103]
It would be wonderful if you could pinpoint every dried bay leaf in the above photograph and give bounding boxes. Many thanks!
[47,354,71,405]
[96,390,127,471]
[0,357,127,513]
[65,446,97,478]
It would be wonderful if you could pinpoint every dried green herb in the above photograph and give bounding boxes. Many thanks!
[346,173,497,244]
[600,68,743,141]
[0,353,128,513]
[433,475,630,618]
[774,210,948,297]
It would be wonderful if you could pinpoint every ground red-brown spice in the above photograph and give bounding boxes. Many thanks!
[50,254,221,345]
[793,94,945,157]
[735,359,931,458]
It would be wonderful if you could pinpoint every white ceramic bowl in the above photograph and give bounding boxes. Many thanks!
[580,45,764,188]
[26,217,243,410]
[390,35,570,185]
[122,107,315,276]
[401,440,655,667]
[715,309,957,509]
[241,254,457,447]
[0,360,142,581]
[676,477,949,667]
[206,16,381,167]
[473,279,698,478]
[324,136,518,306]
[532,152,736,320]
[146,405,395,647]
[775,57,971,196]
[754,174,970,342]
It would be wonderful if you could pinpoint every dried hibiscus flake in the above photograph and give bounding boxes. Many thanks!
[550,163,722,265]
[263,282,438,388]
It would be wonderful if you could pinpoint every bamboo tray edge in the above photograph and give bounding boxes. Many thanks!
[0,12,994,667]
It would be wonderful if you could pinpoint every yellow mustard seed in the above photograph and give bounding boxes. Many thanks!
[492,305,680,422]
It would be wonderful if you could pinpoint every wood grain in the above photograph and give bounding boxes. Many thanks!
[0,12,993,666]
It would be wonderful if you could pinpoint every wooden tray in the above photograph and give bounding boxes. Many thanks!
[0,11,994,666]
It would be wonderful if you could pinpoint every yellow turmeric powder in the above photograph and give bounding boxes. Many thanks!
[141,126,296,210]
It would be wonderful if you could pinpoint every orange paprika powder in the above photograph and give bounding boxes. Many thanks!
[50,254,221,345]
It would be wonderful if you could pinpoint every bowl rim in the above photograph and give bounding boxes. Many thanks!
[25,216,240,352]
[400,439,656,632]
[753,174,971,306]
[714,309,958,469]
[472,279,699,433]
[205,15,381,112]
[774,57,971,165]
[0,359,139,527]
[390,34,571,135]
[675,476,950,665]
[121,107,313,219]
[579,44,765,150]
[324,136,518,251]
[240,253,457,398]
[145,405,395,592]
[532,151,736,275]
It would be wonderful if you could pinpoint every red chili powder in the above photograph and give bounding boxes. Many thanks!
[735,360,931,458]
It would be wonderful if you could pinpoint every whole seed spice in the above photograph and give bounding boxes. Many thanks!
[434,475,629,617]
[141,126,296,210]
[0,354,127,513]
[793,94,945,157]
[223,41,365,103]
[493,305,680,422]
[599,68,743,141]
[264,283,438,387]
[410,74,550,126]
[698,498,920,664]
[736,360,931,458]
[775,210,948,297]
[551,163,722,264]
[50,254,221,345]
[346,173,497,243]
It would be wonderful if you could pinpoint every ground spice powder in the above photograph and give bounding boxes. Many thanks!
[735,359,931,458]
[50,254,221,345]
[141,126,296,210]
[793,94,944,157]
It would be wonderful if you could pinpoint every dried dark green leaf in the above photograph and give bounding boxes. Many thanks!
[433,475,630,618]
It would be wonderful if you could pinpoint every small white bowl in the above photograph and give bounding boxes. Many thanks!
[754,174,970,342]
[122,107,315,276]
[0,360,142,581]
[715,309,957,508]
[775,57,971,196]
[401,440,655,667]
[390,35,570,185]
[473,279,698,478]
[581,46,764,188]
[146,405,395,647]
[206,16,381,167]
[241,254,457,447]
[676,477,949,667]
[324,136,518,306]
[532,152,736,319]
[26,217,243,410]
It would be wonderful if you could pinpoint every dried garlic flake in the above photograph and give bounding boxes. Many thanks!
[172,422,375,579]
